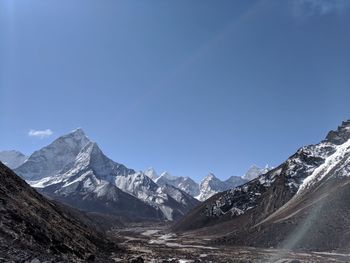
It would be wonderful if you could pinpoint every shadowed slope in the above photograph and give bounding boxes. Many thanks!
[0,162,118,262]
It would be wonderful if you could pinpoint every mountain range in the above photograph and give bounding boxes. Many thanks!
[143,166,270,201]
[174,120,350,251]
[0,131,269,221]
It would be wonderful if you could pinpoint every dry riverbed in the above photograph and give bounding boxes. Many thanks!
[109,223,350,263]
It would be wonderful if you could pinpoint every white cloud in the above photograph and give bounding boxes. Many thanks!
[28,129,53,138]
[295,0,350,16]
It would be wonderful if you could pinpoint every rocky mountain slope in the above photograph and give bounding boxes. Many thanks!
[16,129,91,181]
[0,161,118,262]
[0,150,27,169]
[174,120,350,251]
[15,129,198,221]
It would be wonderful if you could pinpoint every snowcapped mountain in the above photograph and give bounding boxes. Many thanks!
[17,132,159,220]
[174,120,350,251]
[196,173,223,201]
[15,129,198,221]
[113,170,200,220]
[11,128,269,219]
[15,128,90,181]
[241,164,271,181]
[155,172,200,197]
[0,150,27,169]
[196,173,247,201]
[113,171,199,220]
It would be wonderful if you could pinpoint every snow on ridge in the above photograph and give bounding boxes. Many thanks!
[144,167,159,180]
[297,138,350,194]
[156,171,178,182]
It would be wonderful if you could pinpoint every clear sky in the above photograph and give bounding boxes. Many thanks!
[1,0,350,181]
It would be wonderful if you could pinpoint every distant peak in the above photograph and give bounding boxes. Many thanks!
[70,128,86,136]
[144,167,159,180]
[204,172,217,180]
[61,128,90,143]
[48,128,91,153]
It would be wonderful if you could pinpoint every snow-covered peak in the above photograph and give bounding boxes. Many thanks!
[200,172,223,187]
[202,172,217,181]
[63,128,90,146]
[196,172,248,201]
[242,165,271,181]
[144,167,159,181]
[70,127,86,136]
[196,173,223,201]
[154,172,200,197]
[15,129,91,180]
[50,128,91,152]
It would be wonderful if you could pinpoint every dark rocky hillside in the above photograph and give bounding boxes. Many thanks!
[0,162,119,262]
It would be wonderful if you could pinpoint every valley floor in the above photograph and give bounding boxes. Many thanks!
[110,223,350,263]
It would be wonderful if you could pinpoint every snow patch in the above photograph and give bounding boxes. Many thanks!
[297,138,350,194]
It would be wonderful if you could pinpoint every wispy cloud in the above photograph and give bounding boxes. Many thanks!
[28,129,53,138]
[295,0,350,16]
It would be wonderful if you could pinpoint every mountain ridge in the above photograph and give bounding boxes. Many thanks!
[173,120,350,251]
[147,167,269,201]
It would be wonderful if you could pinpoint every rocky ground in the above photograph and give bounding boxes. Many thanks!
[110,223,350,263]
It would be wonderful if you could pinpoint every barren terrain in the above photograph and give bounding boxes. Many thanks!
[111,223,350,263]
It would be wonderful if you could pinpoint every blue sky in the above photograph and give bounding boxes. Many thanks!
[1,0,350,181]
